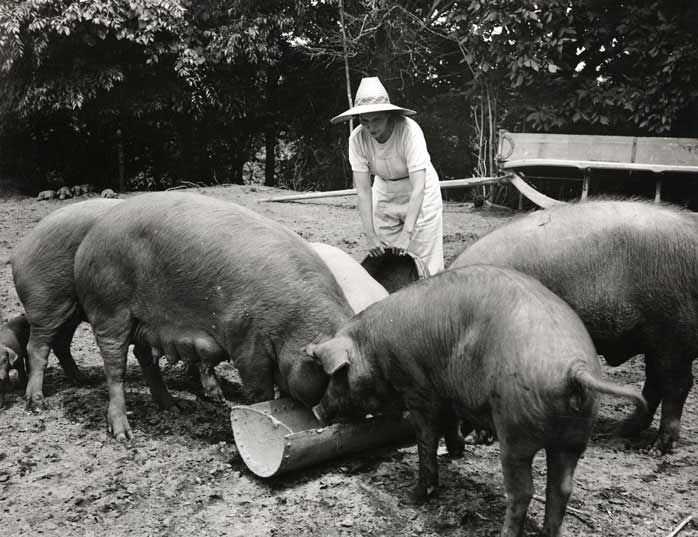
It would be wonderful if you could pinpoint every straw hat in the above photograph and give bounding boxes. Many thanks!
[330,77,417,125]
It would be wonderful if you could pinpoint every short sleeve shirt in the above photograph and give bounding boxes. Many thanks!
[348,117,431,179]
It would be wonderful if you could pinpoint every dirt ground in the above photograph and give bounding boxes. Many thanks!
[0,184,696,537]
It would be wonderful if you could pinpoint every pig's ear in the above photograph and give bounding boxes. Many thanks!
[312,340,350,376]
[6,349,20,367]
[305,333,332,356]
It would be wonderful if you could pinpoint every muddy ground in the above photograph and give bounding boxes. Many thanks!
[0,185,696,537]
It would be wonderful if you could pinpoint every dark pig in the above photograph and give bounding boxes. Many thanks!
[73,192,354,441]
[451,198,698,453]
[308,266,645,537]
[11,198,174,411]
[0,315,30,406]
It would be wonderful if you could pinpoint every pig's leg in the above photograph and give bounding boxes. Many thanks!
[24,327,54,410]
[541,447,582,537]
[620,356,660,438]
[234,338,275,403]
[409,407,440,503]
[498,441,534,537]
[51,321,85,384]
[132,343,177,410]
[439,406,464,457]
[194,339,225,402]
[653,360,694,454]
[93,313,134,441]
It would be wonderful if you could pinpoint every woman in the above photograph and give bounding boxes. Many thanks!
[331,77,444,275]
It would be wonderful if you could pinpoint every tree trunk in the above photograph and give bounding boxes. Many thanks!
[264,69,279,186]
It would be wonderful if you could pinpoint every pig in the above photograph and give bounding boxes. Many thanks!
[70,185,84,197]
[36,190,56,201]
[73,192,354,441]
[307,265,646,537]
[309,242,388,313]
[450,198,698,453]
[100,188,118,199]
[11,198,176,411]
[0,315,30,406]
[57,186,73,200]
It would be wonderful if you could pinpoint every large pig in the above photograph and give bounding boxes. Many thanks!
[450,198,698,453]
[73,192,354,441]
[309,243,388,312]
[11,198,176,411]
[0,315,30,406]
[307,266,645,537]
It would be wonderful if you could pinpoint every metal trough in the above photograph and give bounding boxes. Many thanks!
[230,398,414,478]
[360,250,428,293]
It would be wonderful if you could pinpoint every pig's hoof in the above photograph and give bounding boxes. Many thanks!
[650,434,677,455]
[410,484,438,504]
[153,393,178,411]
[25,394,48,411]
[109,424,134,442]
[114,431,132,442]
[107,414,134,442]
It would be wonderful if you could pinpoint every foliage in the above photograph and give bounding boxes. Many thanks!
[0,0,697,193]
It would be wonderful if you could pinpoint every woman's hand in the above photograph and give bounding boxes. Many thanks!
[366,233,387,257]
[393,229,412,255]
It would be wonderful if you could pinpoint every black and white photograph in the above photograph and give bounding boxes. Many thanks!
[0,1,696,536]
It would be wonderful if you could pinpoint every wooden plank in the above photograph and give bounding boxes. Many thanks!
[501,158,698,174]
[498,131,698,170]
[499,132,635,164]
[507,171,566,209]
[581,170,590,200]
[259,177,506,203]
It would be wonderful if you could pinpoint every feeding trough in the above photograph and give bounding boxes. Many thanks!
[361,249,428,293]
[230,398,414,478]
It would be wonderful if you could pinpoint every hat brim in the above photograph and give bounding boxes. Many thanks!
[331,103,417,125]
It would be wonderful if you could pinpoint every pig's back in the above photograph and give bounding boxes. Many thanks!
[453,199,698,277]
[12,199,122,305]
[75,193,350,330]
[359,264,597,380]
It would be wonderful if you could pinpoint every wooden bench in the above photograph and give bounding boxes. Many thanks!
[498,131,698,204]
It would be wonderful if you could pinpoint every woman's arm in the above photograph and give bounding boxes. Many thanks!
[354,171,386,257]
[394,168,426,253]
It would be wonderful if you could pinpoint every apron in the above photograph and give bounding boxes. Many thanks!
[372,166,444,275]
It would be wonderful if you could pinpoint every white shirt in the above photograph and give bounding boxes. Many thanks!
[348,117,433,180]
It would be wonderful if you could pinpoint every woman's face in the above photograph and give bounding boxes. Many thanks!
[359,112,392,143]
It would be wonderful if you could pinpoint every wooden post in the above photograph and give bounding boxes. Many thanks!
[581,169,590,200]
[654,179,662,203]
